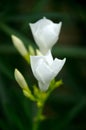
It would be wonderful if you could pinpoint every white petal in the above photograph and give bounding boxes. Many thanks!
[54,22,62,35]
[29,17,52,32]
[30,56,40,78]
[35,59,53,83]
[30,50,53,75]
[29,17,51,35]
[30,52,54,91]
[51,58,66,78]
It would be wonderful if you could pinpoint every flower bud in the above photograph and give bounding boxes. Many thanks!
[14,69,28,90]
[11,35,28,56]
[14,69,36,101]
[11,35,30,63]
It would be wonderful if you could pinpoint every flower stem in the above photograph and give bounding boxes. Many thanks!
[32,80,63,130]
[32,104,44,130]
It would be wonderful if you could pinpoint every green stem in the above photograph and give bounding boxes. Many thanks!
[32,104,44,130]
[32,80,63,130]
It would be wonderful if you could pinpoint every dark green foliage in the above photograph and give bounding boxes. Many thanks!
[0,0,86,129]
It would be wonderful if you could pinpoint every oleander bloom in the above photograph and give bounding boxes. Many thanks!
[30,50,66,91]
[29,17,62,54]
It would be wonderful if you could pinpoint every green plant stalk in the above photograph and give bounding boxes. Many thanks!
[32,80,63,130]
[32,104,44,130]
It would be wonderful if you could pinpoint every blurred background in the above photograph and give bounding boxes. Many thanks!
[0,0,86,130]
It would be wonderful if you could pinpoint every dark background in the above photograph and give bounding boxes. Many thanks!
[0,0,86,130]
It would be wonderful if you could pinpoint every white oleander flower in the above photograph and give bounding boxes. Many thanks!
[30,50,66,91]
[29,17,62,54]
